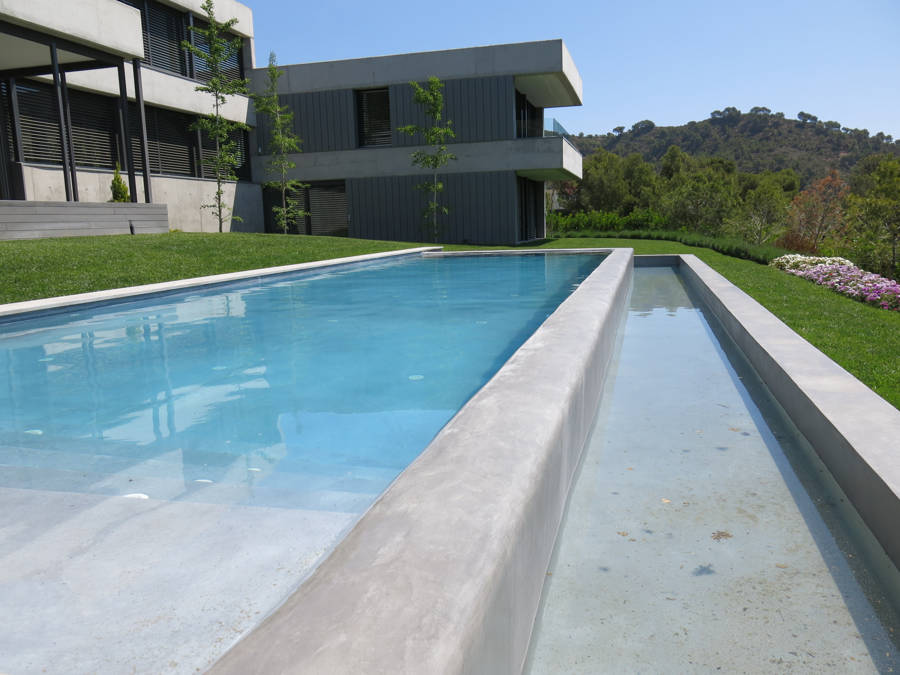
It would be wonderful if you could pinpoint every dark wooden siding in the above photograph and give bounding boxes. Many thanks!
[0,201,168,240]
[347,171,518,245]
[255,89,356,154]
[391,75,516,147]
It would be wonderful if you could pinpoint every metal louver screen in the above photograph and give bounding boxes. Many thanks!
[200,128,249,180]
[0,80,12,159]
[357,89,391,147]
[309,182,348,236]
[191,20,243,84]
[147,1,187,76]
[14,83,62,164]
[153,108,195,176]
[68,89,117,169]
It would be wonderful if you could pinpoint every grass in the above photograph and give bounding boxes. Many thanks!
[0,232,418,303]
[1,232,897,409]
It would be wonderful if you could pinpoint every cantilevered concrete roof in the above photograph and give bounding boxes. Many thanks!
[264,39,583,109]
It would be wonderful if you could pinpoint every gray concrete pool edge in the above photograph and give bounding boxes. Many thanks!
[0,246,442,318]
[676,254,900,571]
[207,248,633,674]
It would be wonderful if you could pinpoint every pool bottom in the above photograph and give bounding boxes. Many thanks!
[525,266,900,673]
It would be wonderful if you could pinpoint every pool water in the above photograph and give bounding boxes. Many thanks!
[0,252,601,510]
[526,266,900,673]
[0,251,604,674]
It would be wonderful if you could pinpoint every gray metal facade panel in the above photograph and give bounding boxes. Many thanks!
[392,76,516,148]
[256,89,356,155]
[348,171,518,245]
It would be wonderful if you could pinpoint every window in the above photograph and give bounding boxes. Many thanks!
[118,0,244,83]
[515,90,543,139]
[263,181,348,236]
[356,88,391,147]
[2,80,249,180]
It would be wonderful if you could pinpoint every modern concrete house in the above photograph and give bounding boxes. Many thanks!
[0,0,261,234]
[249,40,583,245]
[1,1,582,245]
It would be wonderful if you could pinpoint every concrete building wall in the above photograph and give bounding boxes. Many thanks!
[252,136,581,185]
[57,66,253,126]
[264,39,582,107]
[21,165,262,232]
[0,0,144,58]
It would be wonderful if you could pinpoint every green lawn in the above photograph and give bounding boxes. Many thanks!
[1,232,897,409]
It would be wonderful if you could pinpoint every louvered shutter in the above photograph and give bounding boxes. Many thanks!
[67,89,117,169]
[309,182,348,236]
[357,89,391,147]
[14,82,62,164]
[146,1,187,76]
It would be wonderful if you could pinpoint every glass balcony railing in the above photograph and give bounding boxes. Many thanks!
[543,118,571,138]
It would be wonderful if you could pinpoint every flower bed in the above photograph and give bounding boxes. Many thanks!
[770,255,900,311]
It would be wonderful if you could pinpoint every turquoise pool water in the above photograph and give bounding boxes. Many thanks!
[0,252,603,511]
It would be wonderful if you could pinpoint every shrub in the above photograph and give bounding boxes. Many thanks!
[110,163,129,203]
[771,255,899,311]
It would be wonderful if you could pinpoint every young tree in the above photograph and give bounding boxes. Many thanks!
[786,169,849,252]
[398,76,456,241]
[253,52,308,233]
[182,0,249,232]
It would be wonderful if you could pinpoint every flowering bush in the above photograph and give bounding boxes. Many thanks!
[770,255,900,311]
[769,254,853,271]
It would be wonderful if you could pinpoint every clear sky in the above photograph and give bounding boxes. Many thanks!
[250,0,900,140]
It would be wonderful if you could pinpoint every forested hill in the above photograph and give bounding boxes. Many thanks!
[571,107,900,184]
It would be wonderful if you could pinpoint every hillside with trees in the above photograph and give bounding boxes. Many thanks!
[549,145,900,280]
[572,107,900,184]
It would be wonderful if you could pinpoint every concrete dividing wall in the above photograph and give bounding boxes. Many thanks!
[20,166,263,233]
[0,200,167,239]
[677,255,900,571]
[209,248,633,675]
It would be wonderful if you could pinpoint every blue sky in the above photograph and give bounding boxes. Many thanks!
[250,0,900,140]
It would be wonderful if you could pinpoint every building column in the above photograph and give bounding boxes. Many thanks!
[116,62,138,202]
[59,71,79,201]
[132,59,152,202]
[49,42,74,201]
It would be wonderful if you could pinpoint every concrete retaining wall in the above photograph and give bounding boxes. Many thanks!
[677,255,900,571]
[19,167,264,233]
[0,200,168,239]
[209,248,633,674]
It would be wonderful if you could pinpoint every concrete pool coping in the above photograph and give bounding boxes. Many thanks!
[672,254,900,571]
[208,247,634,674]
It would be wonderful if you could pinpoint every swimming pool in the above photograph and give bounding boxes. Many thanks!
[0,249,606,673]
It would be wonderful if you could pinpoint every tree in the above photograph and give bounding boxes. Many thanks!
[727,173,790,244]
[397,76,456,241]
[253,52,308,233]
[612,126,625,136]
[630,120,655,135]
[182,0,249,232]
[785,169,848,252]
[846,157,900,277]
[575,149,628,213]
